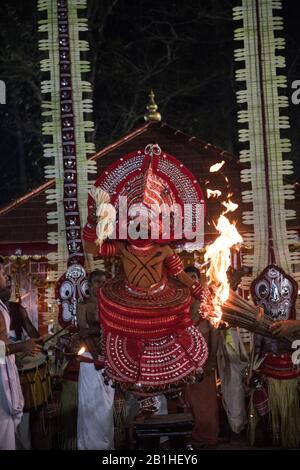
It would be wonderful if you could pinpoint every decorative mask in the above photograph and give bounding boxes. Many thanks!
[56,264,89,326]
[251,264,297,321]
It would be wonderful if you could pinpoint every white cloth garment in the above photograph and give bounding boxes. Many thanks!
[217,328,248,434]
[155,395,168,445]
[77,352,115,450]
[0,300,24,450]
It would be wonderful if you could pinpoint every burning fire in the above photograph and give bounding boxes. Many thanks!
[204,203,243,325]
[209,161,225,173]
[222,199,238,214]
[207,189,222,199]
[77,346,86,356]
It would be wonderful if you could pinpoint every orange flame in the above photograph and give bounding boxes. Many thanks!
[209,161,225,173]
[207,189,222,199]
[77,346,86,356]
[222,199,238,214]
[204,202,243,325]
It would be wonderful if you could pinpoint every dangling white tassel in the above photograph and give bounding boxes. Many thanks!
[89,188,116,247]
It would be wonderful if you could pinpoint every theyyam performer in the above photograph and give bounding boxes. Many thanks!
[83,144,208,401]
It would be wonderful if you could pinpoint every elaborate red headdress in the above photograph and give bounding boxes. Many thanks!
[83,144,205,245]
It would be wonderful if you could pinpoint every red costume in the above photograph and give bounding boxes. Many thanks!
[249,265,300,447]
[83,144,208,394]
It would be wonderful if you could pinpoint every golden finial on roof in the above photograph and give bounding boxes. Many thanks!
[144,89,161,122]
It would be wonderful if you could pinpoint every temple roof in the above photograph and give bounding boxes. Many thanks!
[0,121,243,255]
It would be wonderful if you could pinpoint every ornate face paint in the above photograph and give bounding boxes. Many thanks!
[251,265,297,321]
[56,264,89,326]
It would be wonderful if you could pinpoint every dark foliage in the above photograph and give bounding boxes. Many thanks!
[0,0,299,207]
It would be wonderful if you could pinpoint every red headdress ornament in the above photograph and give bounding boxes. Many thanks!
[84,144,205,245]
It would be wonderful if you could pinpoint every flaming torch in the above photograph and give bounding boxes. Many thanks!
[204,206,243,326]
[204,174,295,341]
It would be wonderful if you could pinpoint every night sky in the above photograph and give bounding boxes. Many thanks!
[0,0,299,207]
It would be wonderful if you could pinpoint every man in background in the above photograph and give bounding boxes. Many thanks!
[0,257,41,450]
[0,274,39,341]
[184,266,220,448]
[76,269,115,450]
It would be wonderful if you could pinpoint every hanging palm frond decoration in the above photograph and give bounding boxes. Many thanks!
[38,0,98,292]
[233,0,300,309]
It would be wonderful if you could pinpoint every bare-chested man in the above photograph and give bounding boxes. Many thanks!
[0,275,39,341]
[0,257,41,450]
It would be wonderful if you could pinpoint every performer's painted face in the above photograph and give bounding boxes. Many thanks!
[127,204,158,241]
[251,265,297,320]
[56,264,89,325]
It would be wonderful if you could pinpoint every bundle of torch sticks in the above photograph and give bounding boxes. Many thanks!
[221,289,295,343]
